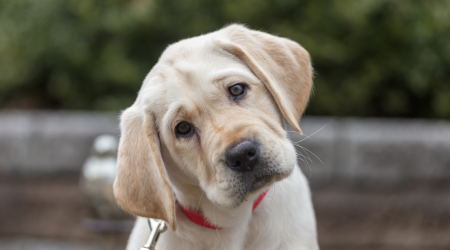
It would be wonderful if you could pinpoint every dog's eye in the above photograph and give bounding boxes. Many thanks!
[175,122,193,136]
[228,84,246,97]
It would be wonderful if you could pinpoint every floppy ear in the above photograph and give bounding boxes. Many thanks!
[216,24,313,134]
[113,106,176,229]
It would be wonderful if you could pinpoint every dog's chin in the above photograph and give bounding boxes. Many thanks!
[235,171,291,207]
[248,174,274,193]
[210,175,275,209]
[210,163,295,209]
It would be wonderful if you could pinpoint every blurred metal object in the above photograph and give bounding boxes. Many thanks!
[140,219,167,250]
[80,134,126,219]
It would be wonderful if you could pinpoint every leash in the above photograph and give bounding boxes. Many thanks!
[139,219,167,250]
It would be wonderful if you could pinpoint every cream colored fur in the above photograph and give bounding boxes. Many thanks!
[114,24,319,250]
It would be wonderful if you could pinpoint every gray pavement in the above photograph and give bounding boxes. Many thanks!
[0,237,126,250]
[0,237,103,250]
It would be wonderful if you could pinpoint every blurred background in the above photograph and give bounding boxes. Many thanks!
[1,0,450,249]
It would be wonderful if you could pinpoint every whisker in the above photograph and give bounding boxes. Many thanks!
[196,191,204,211]
[212,203,220,238]
[296,154,311,174]
[295,147,313,167]
[296,124,327,143]
[297,145,323,164]
[297,151,312,178]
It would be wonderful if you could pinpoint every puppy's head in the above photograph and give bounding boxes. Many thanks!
[113,24,313,229]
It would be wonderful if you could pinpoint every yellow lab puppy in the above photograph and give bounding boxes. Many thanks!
[114,24,319,250]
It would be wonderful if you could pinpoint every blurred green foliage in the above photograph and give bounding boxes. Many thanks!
[1,0,449,118]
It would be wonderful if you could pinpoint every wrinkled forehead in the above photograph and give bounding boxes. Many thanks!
[140,35,255,118]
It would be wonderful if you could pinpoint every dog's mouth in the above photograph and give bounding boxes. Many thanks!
[248,174,273,192]
[218,168,292,208]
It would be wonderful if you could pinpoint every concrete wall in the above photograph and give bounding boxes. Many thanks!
[293,118,450,186]
[0,111,119,175]
[1,110,449,185]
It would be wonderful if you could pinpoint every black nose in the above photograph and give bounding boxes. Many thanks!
[225,140,259,172]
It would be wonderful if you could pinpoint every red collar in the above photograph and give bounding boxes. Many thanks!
[179,189,269,229]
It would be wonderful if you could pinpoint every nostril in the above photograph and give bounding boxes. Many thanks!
[225,139,259,172]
